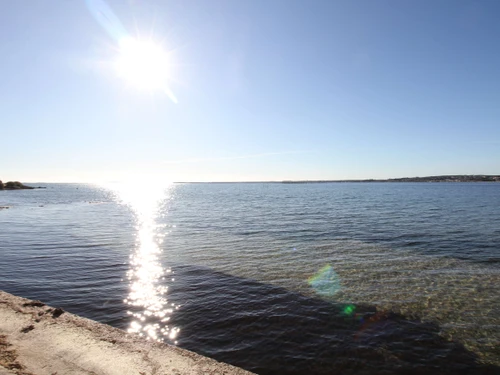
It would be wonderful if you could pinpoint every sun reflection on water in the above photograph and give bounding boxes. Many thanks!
[107,181,179,343]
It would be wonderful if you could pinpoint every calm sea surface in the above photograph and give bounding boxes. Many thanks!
[1,182,499,374]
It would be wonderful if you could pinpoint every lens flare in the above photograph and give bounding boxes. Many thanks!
[308,265,341,297]
[86,0,127,41]
[343,304,356,316]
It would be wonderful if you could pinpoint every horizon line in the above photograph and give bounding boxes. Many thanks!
[13,174,500,184]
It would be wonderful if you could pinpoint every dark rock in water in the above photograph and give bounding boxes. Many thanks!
[0,180,38,190]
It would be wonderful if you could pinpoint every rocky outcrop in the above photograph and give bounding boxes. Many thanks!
[0,181,34,190]
[0,290,253,375]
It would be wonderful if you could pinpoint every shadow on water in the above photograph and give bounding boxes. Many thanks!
[167,264,498,375]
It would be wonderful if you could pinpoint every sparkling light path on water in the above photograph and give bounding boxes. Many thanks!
[107,182,180,343]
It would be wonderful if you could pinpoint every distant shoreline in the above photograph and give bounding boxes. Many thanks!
[176,175,500,184]
[6,175,500,185]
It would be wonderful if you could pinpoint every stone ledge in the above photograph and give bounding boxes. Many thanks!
[0,290,254,375]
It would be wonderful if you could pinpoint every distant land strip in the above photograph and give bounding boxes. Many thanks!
[177,175,500,183]
[281,175,500,183]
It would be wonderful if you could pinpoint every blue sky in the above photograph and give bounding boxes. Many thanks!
[1,0,499,182]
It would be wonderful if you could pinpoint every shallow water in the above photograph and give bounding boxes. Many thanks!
[0,182,499,373]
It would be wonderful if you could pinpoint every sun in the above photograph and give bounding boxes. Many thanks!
[115,37,171,91]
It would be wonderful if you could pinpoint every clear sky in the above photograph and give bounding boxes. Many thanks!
[1,0,499,182]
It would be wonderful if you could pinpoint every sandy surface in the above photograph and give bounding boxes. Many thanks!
[0,290,254,375]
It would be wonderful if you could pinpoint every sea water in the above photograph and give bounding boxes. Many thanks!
[1,182,499,374]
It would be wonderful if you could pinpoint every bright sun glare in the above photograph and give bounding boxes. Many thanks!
[115,37,171,92]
